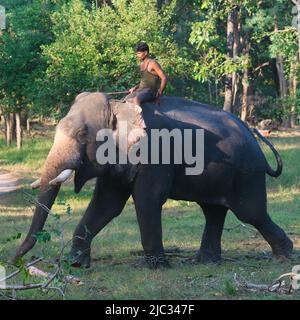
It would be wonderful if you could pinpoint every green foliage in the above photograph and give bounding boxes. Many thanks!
[269,28,298,71]
[37,0,192,117]
[0,0,300,123]
[34,230,52,243]
[224,279,237,296]
[253,94,300,123]
[0,0,56,116]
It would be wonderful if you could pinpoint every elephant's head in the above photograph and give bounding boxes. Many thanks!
[13,92,145,262]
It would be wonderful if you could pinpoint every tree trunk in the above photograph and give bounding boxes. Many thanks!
[274,17,288,97]
[276,56,288,98]
[27,118,30,132]
[21,111,28,128]
[10,113,15,143]
[11,113,16,141]
[290,60,297,128]
[292,2,300,127]
[248,83,255,124]
[19,108,30,132]
[16,111,22,150]
[208,81,212,104]
[232,9,240,111]
[296,2,300,61]
[215,79,219,105]
[5,114,12,146]
[241,38,250,122]
[241,70,249,122]
[274,16,290,127]
[223,8,237,112]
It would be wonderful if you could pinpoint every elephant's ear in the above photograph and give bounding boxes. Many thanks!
[75,124,89,144]
[111,101,146,151]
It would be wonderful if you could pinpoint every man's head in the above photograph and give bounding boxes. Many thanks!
[135,42,149,61]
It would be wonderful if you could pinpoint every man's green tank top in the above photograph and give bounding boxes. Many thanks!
[138,59,160,93]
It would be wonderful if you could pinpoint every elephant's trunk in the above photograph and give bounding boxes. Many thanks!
[13,133,82,263]
[13,184,60,262]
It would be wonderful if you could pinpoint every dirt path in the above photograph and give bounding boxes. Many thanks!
[0,170,22,196]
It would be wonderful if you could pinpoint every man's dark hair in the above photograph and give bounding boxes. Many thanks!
[135,42,149,53]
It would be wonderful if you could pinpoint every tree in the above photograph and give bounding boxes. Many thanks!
[224,4,239,112]
[39,0,191,116]
[189,1,244,109]
[268,1,298,127]
[0,0,56,147]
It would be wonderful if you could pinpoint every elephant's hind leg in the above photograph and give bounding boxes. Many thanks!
[229,172,293,258]
[254,215,293,257]
[70,178,131,268]
[232,209,293,258]
[193,203,227,264]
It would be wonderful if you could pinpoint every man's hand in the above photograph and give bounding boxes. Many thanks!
[129,85,138,94]
[155,91,162,105]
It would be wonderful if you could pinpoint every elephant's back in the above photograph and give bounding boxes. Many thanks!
[143,96,252,142]
[142,97,267,172]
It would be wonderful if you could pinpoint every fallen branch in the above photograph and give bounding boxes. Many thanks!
[0,257,43,283]
[234,272,300,294]
[1,283,46,291]
[0,259,83,294]
[0,192,83,299]
[28,266,83,285]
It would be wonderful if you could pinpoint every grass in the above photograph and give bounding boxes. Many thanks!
[0,128,300,300]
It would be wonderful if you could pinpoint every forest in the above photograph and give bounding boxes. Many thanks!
[1,0,300,148]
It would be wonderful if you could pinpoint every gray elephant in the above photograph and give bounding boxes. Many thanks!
[13,92,293,268]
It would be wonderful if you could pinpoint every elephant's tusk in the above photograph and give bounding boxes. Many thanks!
[30,178,41,189]
[49,169,73,186]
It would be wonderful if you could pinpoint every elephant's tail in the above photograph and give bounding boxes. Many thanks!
[252,128,283,177]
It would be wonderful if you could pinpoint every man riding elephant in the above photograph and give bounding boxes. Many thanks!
[125,42,168,106]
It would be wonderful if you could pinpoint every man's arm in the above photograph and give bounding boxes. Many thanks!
[150,61,168,97]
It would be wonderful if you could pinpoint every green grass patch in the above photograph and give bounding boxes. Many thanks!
[0,131,300,300]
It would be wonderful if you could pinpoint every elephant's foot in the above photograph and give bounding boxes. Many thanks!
[271,236,293,259]
[68,247,91,268]
[191,250,221,265]
[134,254,171,269]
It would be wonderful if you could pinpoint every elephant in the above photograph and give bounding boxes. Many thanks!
[13,92,293,269]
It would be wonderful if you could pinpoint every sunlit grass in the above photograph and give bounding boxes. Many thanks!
[0,131,300,300]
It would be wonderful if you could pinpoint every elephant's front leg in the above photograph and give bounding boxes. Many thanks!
[70,178,130,268]
[132,166,173,269]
